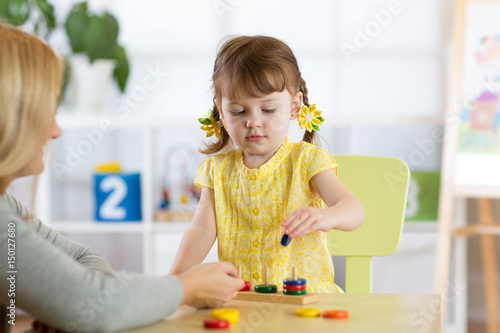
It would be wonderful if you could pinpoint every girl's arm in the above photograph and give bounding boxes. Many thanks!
[282,168,365,238]
[169,186,218,274]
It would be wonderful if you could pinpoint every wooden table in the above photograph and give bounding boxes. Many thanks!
[122,293,441,333]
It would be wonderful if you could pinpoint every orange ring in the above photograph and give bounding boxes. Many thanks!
[322,310,349,319]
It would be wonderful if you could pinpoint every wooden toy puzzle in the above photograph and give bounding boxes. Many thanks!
[235,291,319,305]
[254,266,277,293]
[234,266,319,305]
[203,266,347,329]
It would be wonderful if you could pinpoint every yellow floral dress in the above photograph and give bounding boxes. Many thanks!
[195,137,342,293]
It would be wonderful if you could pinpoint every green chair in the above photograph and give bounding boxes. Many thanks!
[327,155,410,293]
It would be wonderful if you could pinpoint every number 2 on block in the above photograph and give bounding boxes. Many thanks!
[99,176,127,219]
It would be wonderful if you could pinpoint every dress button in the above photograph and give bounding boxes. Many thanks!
[252,273,259,281]
[252,240,259,247]
[250,174,257,181]
[252,208,259,215]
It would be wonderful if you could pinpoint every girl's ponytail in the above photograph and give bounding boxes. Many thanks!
[199,102,231,155]
[299,77,319,146]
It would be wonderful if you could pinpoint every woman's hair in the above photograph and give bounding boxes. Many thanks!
[200,35,318,155]
[0,25,62,192]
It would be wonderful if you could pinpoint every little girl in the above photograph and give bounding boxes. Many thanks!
[170,35,365,293]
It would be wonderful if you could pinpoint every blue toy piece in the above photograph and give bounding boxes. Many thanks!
[280,234,292,246]
[282,278,306,286]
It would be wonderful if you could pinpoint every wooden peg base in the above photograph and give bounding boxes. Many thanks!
[234,291,319,305]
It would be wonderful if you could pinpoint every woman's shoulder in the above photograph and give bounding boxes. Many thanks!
[0,193,32,229]
[0,193,21,214]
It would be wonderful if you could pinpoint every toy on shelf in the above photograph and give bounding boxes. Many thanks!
[94,161,142,222]
[155,146,202,222]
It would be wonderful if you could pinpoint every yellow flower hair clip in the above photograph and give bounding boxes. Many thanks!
[198,109,221,139]
[297,104,325,132]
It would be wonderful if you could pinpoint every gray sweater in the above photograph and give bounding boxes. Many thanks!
[0,193,183,332]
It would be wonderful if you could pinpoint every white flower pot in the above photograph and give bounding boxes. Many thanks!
[65,55,116,111]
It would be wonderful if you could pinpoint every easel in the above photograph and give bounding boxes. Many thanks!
[455,199,500,333]
[434,0,500,332]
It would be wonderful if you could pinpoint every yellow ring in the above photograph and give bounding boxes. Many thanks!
[295,308,321,317]
[211,308,239,324]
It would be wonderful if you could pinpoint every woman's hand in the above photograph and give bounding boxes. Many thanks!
[176,262,244,309]
[281,206,330,239]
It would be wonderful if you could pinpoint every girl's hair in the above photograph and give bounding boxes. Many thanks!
[201,35,318,155]
[0,25,62,192]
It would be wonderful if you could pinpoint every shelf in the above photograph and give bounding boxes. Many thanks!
[153,221,191,233]
[55,113,444,129]
[47,221,437,234]
[48,222,144,233]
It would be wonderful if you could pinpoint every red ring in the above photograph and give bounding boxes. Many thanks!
[239,281,251,291]
[204,319,230,328]
[282,284,306,291]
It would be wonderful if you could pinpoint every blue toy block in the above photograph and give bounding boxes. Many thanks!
[94,173,142,222]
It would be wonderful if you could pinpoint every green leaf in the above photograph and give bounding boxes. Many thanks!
[65,2,89,53]
[64,1,129,92]
[98,12,119,59]
[0,0,10,17]
[317,116,325,122]
[198,118,212,125]
[208,109,213,116]
[36,0,56,30]
[85,14,101,62]
[312,124,320,131]
[7,0,29,25]
[113,45,129,92]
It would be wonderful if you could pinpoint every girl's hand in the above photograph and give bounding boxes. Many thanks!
[176,262,244,309]
[281,206,330,239]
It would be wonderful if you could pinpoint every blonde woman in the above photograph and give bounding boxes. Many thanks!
[0,25,243,333]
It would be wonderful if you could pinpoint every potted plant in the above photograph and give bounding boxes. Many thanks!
[64,1,130,110]
[0,0,56,40]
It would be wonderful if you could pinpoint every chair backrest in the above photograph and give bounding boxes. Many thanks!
[327,155,410,293]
